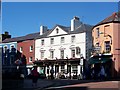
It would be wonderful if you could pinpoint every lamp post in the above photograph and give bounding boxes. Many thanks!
[80,55,84,79]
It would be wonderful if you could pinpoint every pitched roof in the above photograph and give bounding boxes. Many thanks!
[94,11,120,27]
[2,32,40,43]
[2,23,92,43]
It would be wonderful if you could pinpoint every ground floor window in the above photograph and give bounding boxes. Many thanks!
[61,65,65,73]
[55,65,59,74]
[72,65,78,73]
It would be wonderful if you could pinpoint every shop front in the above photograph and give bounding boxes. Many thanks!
[33,58,82,79]
[89,54,112,79]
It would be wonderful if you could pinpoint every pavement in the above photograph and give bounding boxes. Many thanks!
[2,79,120,90]
[23,79,54,90]
[46,80,120,90]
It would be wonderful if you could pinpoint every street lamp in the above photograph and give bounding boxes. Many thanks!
[80,55,84,79]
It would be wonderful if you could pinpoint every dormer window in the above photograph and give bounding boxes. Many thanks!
[56,28,59,34]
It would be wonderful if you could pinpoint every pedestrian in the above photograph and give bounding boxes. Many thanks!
[31,66,39,87]
[99,66,105,80]
[50,67,54,79]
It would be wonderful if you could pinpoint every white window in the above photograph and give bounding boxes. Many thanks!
[61,65,65,73]
[30,45,33,52]
[41,39,44,46]
[71,35,75,43]
[105,41,111,53]
[29,57,32,62]
[60,50,64,59]
[50,51,54,59]
[71,49,75,58]
[20,47,23,53]
[50,38,54,44]
[72,65,78,73]
[61,37,65,43]
[41,52,44,59]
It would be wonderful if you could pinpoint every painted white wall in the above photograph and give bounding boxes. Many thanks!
[35,32,86,60]
[48,26,68,37]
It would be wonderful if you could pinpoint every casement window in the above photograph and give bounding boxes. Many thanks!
[29,57,32,62]
[105,41,111,53]
[41,39,44,46]
[71,35,75,43]
[30,45,33,52]
[61,37,65,43]
[20,47,23,53]
[71,49,75,58]
[60,50,64,59]
[50,38,54,44]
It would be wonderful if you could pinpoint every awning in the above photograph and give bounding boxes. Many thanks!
[89,55,112,64]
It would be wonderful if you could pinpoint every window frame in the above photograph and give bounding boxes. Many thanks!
[61,37,65,43]
[20,47,23,53]
[60,50,64,59]
[71,35,75,43]
[50,51,54,59]
[29,57,32,62]
[30,45,33,52]
[41,39,44,46]
[71,49,75,58]
[50,38,54,45]
[105,41,111,53]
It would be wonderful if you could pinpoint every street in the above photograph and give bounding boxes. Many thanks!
[2,79,120,90]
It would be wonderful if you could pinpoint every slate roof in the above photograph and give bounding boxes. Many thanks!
[2,23,92,43]
[94,11,120,27]
[2,32,40,43]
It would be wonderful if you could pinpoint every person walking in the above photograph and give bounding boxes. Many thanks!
[50,67,54,79]
[99,66,105,80]
[31,66,39,87]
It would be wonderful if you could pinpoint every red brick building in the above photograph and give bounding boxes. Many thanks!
[17,32,39,75]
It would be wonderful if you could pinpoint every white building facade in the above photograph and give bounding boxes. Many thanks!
[35,17,92,79]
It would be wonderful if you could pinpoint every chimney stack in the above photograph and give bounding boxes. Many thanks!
[71,16,81,31]
[40,26,47,35]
